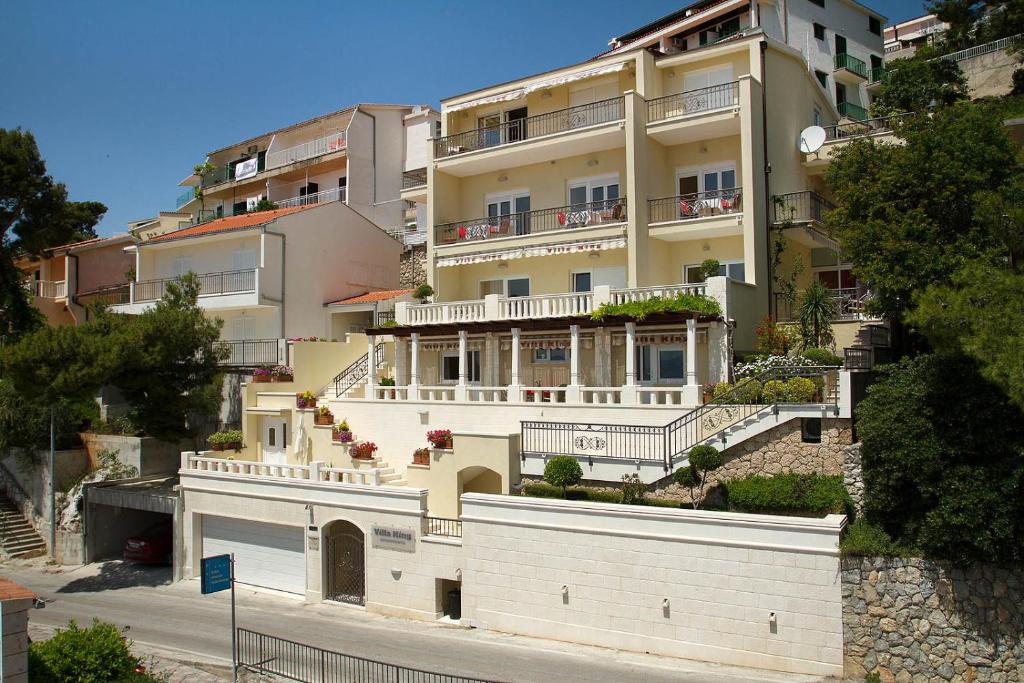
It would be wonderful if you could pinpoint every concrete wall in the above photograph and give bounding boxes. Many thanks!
[79,434,185,476]
[1,450,90,526]
[960,48,1017,98]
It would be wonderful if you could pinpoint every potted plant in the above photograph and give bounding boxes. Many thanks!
[207,431,226,452]
[296,390,317,409]
[700,258,721,281]
[413,283,434,304]
[272,366,294,382]
[412,447,430,465]
[252,367,273,383]
[207,430,243,452]
[379,376,396,399]
[703,382,716,403]
[332,419,354,443]
[427,429,453,449]
[351,441,378,460]
[314,405,334,426]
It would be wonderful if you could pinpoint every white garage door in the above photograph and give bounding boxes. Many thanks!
[201,516,306,595]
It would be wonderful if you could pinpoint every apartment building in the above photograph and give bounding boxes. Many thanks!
[883,14,949,59]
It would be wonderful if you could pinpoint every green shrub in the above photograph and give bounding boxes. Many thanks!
[711,381,732,400]
[412,284,434,301]
[734,378,762,403]
[724,473,852,516]
[699,259,721,280]
[620,473,646,505]
[29,619,141,683]
[543,456,583,496]
[590,293,721,321]
[785,376,817,402]
[674,444,722,509]
[800,347,843,367]
[840,519,917,557]
[762,379,787,403]
[522,482,681,508]
[865,673,882,683]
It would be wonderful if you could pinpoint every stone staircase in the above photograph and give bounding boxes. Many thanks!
[370,458,406,487]
[0,493,46,559]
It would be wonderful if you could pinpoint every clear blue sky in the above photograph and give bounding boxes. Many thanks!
[1,0,926,236]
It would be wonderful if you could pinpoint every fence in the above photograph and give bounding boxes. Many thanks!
[824,112,915,141]
[133,269,256,303]
[219,339,282,366]
[435,198,626,245]
[936,33,1023,63]
[648,188,741,223]
[266,131,347,170]
[275,186,347,210]
[424,516,463,538]
[403,168,428,189]
[772,191,836,225]
[646,81,739,122]
[237,628,500,682]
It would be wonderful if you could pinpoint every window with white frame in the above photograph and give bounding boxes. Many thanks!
[485,190,531,235]
[534,348,569,363]
[683,260,745,283]
[571,271,592,293]
[479,277,529,298]
[636,344,686,383]
[676,165,737,199]
[568,174,620,209]
[682,65,733,94]
[441,350,480,383]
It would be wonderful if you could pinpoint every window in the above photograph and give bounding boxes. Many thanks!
[801,418,822,444]
[171,255,192,277]
[568,79,619,127]
[434,120,442,138]
[813,23,826,40]
[684,260,745,283]
[835,34,847,56]
[813,107,823,126]
[268,427,276,448]
[441,350,481,383]
[682,65,734,94]
[534,348,569,363]
[233,248,256,271]
[869,16,882,36]
[636,344,686,383]
[478,107,528,146]
[815,266,857,290]
[232,201,247,216]
[571,271,592,293]
[836,82,847,105]
[815,70,829,89]
[478,277,530,298]
[658,348,685,380]
[568,175,620,209]
[485,190,530,235]
[676,165,737,199]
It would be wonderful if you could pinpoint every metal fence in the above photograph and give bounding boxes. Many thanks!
[134,268,256,303]
[331,343,384,397]
[219,339,282,366]
[824,112,915,141]
[936,33,1023,63]
[772,191,836,225]
[236,628,500,683]
[435,97,624,159]
[276,186,347,210]
[647,81,739,122]
[648,188,741,223]
[435,198,626,245]
[834,52,868,79]
[403,168,428,189]
[266,131,348,170]
[424,517,462,538]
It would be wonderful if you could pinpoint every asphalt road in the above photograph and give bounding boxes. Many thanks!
[3,558,823,683]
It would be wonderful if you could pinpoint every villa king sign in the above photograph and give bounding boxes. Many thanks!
[370,524,416,552]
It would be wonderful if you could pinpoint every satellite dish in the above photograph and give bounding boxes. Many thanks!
[799,125,827,154]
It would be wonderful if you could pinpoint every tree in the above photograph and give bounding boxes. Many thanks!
[673,445,722,509]
[928,0,1024,50]
[869,56,968,117]
[856,353,1024,564]
[543,455,583,497]
[796,281,836,350]
[825,103,1021,328]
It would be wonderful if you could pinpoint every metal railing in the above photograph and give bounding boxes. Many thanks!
[648,188,742,223]
[834,52,868,79]
[176,187,194,208]
[869,65,886,83]
[521,365,839,471]
[237,628,499,682]
[375,310,396,326]
[266,130,347,170]
[936,33,1023,63]
[219,339,283,366]
[77,285,131,307]
[824,112,915,141]
[274,186,347,210]
[837,101,869,121]
[772,191,835,225]
[331,343,384,397]
[425,516,462,538]
[402,168,427,189]
[435,198,626,245]
[647,81,739,122]
[435,97,625,159]
[844,347,873,370]
[133,269,256,303]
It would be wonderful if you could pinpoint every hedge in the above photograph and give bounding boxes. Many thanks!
[723,473,853,517]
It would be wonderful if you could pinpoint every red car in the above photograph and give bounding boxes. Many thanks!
[124,520,172,564]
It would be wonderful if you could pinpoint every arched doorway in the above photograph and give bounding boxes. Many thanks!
[457,466,503,515]
[323,520,365,606]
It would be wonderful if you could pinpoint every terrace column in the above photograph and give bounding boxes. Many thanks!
[409,332,421,392]
[364,334,377,399]
[394,337,408,388]
[510,327,522,399]
[456,329,469,401]
[567,324,582,404]
[622,322,638,405]
[684,318,701,406]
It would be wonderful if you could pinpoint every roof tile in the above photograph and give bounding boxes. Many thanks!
[147,205,318,243]
[328,289,414,305]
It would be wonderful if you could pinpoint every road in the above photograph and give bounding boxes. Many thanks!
[3,558,822,683]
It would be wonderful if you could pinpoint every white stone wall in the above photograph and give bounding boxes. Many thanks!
[459,493,846,677]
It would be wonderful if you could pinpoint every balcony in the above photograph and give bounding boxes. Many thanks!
[219,339,285,366]
[435,198,627,247]
[647,189,743,241]
[834,53,868,82]
[837,101,869,122]
[771,191,835,227]
[77,285,130,307]
[869,65,886,83]
[775,288,877,322]
[265,131,347,170]
[402,168,427,189]
[273,186,346,210]
[133,268,256,304]
[645,82,740,145]
[25,280,67,299]
[647,81,740,123]
[176,188,194,208]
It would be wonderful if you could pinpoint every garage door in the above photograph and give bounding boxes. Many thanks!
[201,516,306,595]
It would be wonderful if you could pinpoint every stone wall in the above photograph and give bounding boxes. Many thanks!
[399,244,427,289]
[960,49,1017,99]
[842,557,1024,682]
[843,443,865,514]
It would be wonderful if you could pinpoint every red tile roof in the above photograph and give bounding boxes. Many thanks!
[148,205,319,243]
[0,577,36,602]
[327,289,414,305]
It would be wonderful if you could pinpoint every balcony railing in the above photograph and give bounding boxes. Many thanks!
[646,81,739,122]
[274,186,347,210]
[219,339,284,366]
[774,287,875,322]
[133,268,256,303]
[435,198,626,246]
[402,168,427,189]
[25,280,67,299]
[434,97,625,159]
[176,187,195,208]
[424,516,462,538]
[77,285,130,307]
[266,131,347,170]
[825,112,915,141]
[200,155,266,189]
[648,188,742,223]
[837,101,869,121]
[869,65,886,83]
[771,191,836,225]
[834,53,868,79]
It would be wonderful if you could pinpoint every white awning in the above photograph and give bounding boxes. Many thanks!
[523,61,629,94]
[447,88,526,113]
[436,237,627,268]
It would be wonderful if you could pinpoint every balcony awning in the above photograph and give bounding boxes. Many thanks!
[522,61,628,94]
[447,88,526,113]
[436,236,626,268]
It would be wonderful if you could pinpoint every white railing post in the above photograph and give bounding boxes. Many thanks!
[181,451,195,472]
[309,461,323,482]
[410,332,420,392]
[395,301,409,325]
[684,318,701,405]
[623,322,638,404]
[394,337,407,388]
[593,285,612,308]
[704,275,730,321]
[708,321,729,385]
[567,324,582,403]
[455,329,468,401]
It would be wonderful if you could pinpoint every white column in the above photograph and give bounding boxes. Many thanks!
[567,324,582,403]
[510,327,521,397]
[623,322,638,404]
[410,332,420,388]
[394,337,407,387]
[364,334,377,399]
[683,318,701,405]
[484,332,497,386]
[456,329,468,401]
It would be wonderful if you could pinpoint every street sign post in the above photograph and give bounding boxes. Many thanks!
[201,553,237,682]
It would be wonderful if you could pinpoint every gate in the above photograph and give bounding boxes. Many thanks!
[324,522,364,606]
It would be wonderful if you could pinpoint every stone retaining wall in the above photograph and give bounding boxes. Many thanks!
[843,443,865,514]
[399,244,427,288]
[842,557,1024,682]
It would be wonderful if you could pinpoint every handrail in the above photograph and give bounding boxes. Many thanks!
[266,130,347,170]
[133,268,256,303]
[329,343,384,398]
[648,188,742,223]
[435,197,626,245]
[837,101,869,122]
[402,168,427,189]
[771,191,836,225]
[646,81,739,122]
[274,186,346,210]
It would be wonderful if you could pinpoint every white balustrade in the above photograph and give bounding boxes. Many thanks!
[374,386,409,401]
[185,454,386,487]
[581,387,623,405]
[609,283,706,305]
[404,300,486,325]
[499,292,593,319]
[638,387,687,405]
[416,385,457,401]
[466,386,510,403]
[266,130,347,169]
[519,386,568,403]
[320,467,382,486]
[26,280,67,298]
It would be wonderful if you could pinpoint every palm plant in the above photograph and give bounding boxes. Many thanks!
[797,281,836,350]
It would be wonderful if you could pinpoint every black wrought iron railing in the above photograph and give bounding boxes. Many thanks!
[844,347,873,370]
[824,112,915,141]
[237,628,499,682]
[772,191,836,225]
[425,516,462,538]
[133,269,256,303]
[521,365,840,471]
[647,81,739,122]
[648,188,742,223]
[219,339,282,367]
[376,310,396,326]
[331,343,384,397]
[434,97,625,159]
[402,168,428,189]
[435,198,626,245]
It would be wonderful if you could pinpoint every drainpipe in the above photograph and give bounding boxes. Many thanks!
[67,252,81,320]
[264,230,286,343]
[760,40,774,317]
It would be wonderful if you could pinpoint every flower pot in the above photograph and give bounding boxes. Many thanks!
[703,391,713,403]
[210,442,225,452]
[352,452,372,461]
[273,374,293,383]
[333,431,353,443]
[314,414,334,426]
[412,451,430,465]
[252,376,272,384]
[227,441,242,451]
[296,395,317,409]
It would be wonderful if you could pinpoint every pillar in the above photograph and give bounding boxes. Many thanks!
[567,324,582,403]
[394,337,407,386]
[623,322,638,404]
[410,332,420,388]
[364,334,376,399]
[683,318,701,405]
[510,327,521,397]
[456,329,468,401]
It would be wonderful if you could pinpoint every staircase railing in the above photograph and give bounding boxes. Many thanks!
[521,365,840,472]
[329,344,384,398]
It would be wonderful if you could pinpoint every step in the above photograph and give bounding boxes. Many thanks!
[380,473,404,484]
[4,530,40,541]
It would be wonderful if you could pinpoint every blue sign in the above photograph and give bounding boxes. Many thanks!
[201,554,232,594]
